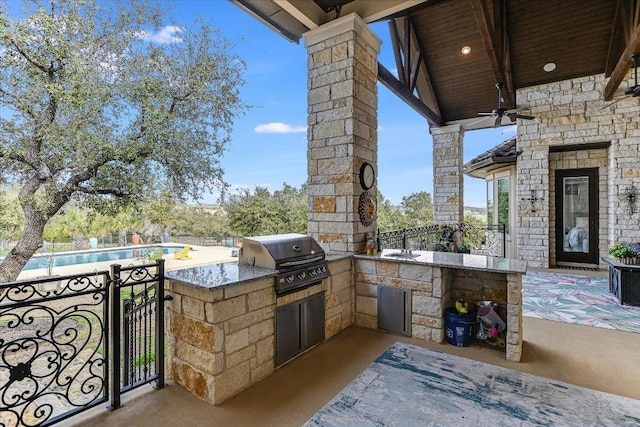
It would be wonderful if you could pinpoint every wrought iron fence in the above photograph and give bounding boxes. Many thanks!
[0,260,166,426]
[377,223,506,257]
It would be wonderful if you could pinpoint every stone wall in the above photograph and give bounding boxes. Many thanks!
[517,73,640,267]
[353,258,523,362]
[165,257,352,405]
[354,258,445,343]
[305,14,381,253]
[431,124,465,224]
[324,257,355,339]
[166,277,276,405]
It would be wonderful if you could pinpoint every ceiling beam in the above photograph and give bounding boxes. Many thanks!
[378,63,443,126]
[604,0,640,100]
[388,17,441,120]
[340,0,428,23]
[273,0,326,29]
[470,0,514,109]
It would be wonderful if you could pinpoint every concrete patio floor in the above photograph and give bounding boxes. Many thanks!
[70,317,640,427]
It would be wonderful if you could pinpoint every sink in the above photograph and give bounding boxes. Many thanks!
[386,252,420,259]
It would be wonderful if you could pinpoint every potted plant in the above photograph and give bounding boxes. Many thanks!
[457,243,471,254]
[609,244,638,264]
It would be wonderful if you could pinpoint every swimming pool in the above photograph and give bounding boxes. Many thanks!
[17,246,186,271]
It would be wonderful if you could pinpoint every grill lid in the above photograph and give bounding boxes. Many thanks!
[239,233,325,270]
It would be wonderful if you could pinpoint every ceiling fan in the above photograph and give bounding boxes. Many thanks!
[477,82,535,127]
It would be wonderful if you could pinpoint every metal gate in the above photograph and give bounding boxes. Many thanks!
[0,260,167,426]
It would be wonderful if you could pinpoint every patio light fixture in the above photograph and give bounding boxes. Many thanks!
[461,46,471,55]
[624,185,637,215]
[543,62,556,72]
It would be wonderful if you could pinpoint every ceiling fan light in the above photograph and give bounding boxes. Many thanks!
[543,62,556,72]
[461,46,471,55]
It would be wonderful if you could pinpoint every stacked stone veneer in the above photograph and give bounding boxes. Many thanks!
[165,257,352,405]
[516,73,640,268]
[354,258,522,362]
[305,14,381,253]
[431,124,465,224]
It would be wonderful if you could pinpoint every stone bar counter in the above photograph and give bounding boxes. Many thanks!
[353,249,527,362]
[164,255,353,406]
[163,250,525,407]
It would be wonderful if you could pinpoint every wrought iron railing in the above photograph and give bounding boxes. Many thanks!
[0,260,166,426]
[377,223,506,257]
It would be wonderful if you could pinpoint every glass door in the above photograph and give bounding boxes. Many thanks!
[555,168,599,264]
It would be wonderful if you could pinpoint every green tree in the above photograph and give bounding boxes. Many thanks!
[225,184,307,237]
[142,191,177,237]
[376,191,406,231]
[0,0,248,281]
[0,189,24,242]
[273,183,307,234]
[401,191,434,227]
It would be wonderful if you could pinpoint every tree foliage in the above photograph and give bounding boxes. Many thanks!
[0,189,24,241]
[225,184,307,237]
[376,190,434,231]
[0,0,248,281]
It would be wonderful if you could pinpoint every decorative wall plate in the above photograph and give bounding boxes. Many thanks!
[358,191,376,226]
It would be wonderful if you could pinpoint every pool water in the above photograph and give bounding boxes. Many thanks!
[18,246,185,271]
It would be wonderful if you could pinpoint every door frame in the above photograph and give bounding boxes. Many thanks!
[555,168,599,264]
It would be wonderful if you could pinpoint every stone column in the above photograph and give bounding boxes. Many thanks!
[431,124,465,224]
[304,13,381,253]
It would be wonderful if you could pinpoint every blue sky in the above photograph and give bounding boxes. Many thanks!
[4,0,514,208]
[178,1,515,208]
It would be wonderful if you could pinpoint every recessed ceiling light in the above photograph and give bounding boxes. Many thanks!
[461,46,471,55]
[543,62,556,72]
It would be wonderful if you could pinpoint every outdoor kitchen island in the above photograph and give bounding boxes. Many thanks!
[163,247,525,407]
[164,253,353,406]
[353,249,527,363]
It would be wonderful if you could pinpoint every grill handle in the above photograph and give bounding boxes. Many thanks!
[278,256,325,268]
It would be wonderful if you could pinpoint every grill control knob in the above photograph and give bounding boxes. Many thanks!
[298,272,306,280]
[285,275,294,283]
[320,266,327,273]
[310,269,317,276]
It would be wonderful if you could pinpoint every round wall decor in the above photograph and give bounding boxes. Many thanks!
[359,162,375,190]
[358,191,376,226]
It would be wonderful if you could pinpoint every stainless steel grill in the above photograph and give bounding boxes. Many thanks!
[238,233,329,295]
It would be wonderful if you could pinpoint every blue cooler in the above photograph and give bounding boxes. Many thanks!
[445,308,475,347]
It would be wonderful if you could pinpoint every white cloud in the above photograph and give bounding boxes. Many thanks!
[254,122,307,134]
[137,26,183,44]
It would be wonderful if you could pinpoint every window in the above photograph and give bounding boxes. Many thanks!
[486,180,494,225]
[497,177,510,233]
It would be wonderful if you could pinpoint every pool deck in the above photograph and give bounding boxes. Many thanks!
[16,244,238,281]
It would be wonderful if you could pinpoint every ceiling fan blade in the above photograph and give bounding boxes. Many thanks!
[505,111,535,122]
[513,114,535,120]
[478,112,495,116]
[506,106,530,113]
[493,115,502,127]
[465,116,492,127]
[600,95,630,110]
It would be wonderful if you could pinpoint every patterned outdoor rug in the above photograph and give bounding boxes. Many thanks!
[522,271,640,334]
[304,343,640,427]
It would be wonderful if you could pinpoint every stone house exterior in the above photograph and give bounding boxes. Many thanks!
[464,74,640,269]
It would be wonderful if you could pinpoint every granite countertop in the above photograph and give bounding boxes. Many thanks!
[166,262,276,289]
[354,249,528,274]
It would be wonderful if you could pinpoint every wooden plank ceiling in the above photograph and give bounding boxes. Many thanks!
[232,0,638,129]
